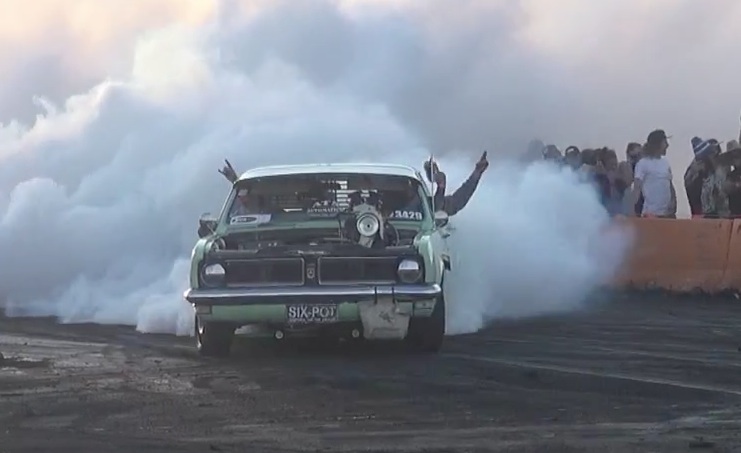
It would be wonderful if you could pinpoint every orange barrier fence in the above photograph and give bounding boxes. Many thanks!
[608,217,740,293]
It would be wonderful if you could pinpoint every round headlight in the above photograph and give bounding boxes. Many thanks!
[356,213,380,237]
[202,263,226,286]
[398,259,422,284]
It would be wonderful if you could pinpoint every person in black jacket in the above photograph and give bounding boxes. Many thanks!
[684,137,720,217]
[424,151,489,216]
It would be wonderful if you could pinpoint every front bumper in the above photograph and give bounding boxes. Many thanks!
[185,284,441,327]
[184,284,441,306]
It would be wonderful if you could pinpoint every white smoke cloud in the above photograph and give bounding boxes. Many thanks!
[441,159,632,334]
[15,0,736,336]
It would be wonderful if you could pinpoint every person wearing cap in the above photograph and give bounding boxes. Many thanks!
[626,129,676,218]
[685,137,721,218]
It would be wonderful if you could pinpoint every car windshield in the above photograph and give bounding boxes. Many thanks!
[223,172,430,227]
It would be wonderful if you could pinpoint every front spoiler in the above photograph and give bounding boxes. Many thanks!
[184,284,441,306]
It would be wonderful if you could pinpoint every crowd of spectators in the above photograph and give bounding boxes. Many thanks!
[527,118,741,219]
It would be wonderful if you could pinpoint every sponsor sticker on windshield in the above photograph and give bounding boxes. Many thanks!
[230,214,272,225]
[307,201,342,217]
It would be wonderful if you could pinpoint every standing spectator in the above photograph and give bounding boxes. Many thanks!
[727,140,740,153]
[684,137,720,218]
[726,143,741,216]
[577,148,610,207]
[626,129,676,218]
[579,148,598,174]
[597,148,626,215]
[600,147,620,173]
[543,144,562,163]
[563,146,581,170]
[625,142,643,168]
[621,142,643,215]
[523,139,545,163]
[727,140,741,217]
[700,149,740,218]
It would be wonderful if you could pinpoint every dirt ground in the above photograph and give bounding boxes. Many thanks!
[1,294,741,453]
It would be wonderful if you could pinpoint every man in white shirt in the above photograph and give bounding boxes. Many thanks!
[626,129,677,218]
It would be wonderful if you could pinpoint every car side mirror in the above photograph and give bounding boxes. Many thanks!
[198,213,218,238]
[434,211,449,228]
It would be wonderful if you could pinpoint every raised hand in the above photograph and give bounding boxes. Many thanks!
[218,159,239,183]
[475,151,489,174]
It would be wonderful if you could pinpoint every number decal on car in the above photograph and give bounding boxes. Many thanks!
[391,210,423,220]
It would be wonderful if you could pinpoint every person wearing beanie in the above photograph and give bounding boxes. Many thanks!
[684,137,720,217]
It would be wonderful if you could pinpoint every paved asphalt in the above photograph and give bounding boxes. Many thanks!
[1,294,740,452]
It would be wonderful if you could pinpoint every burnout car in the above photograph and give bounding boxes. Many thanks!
[185,163,454,357]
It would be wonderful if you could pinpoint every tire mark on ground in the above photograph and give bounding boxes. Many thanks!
[445,352,741,397]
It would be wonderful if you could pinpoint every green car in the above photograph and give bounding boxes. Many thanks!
[185,163,453,357]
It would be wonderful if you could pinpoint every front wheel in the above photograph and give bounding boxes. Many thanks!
[195,316,235,357]
[406,283,446,353]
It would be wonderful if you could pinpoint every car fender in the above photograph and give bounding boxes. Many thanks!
[414,232,446,284]
[189,238,211,289]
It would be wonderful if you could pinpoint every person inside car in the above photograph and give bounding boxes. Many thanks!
[217,160,285,218]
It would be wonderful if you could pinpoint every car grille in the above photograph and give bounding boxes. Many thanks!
[223,258,304,286]
[317,257,398,284]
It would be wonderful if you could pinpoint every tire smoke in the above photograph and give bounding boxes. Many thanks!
[0,1,642,336]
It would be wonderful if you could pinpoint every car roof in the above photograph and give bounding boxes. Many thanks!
[236,163,425,182]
